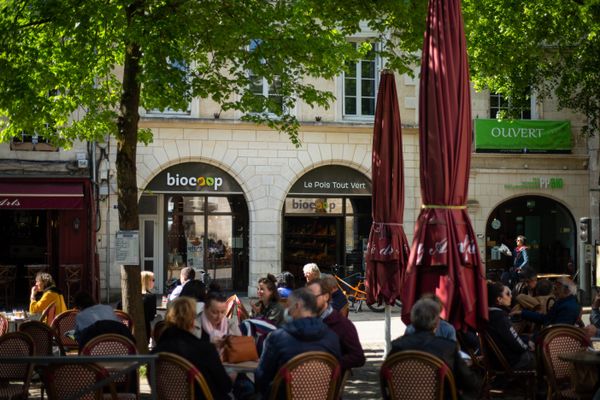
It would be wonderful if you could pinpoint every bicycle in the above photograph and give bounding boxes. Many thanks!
[329,265,389,313]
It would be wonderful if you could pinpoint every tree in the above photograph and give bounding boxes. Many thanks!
[0,0,426,351]
[462,0,600,136]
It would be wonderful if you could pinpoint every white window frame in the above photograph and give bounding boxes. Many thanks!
[341,41,382,121]
[489,91,537,120]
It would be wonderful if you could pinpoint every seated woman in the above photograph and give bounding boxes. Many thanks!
[250,274,284,327]
[195,287,241,348]
[29,272,67,317]
[152,296,232,400]
[486,281,534,370]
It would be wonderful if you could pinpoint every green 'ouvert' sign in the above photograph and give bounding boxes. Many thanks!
[474,119,571,153]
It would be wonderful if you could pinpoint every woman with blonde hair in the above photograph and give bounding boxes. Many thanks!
[152,297,232,399]
[141,270,157,342]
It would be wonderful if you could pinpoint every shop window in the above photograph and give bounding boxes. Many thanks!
[490,91,532,119]
[343,42,380,119]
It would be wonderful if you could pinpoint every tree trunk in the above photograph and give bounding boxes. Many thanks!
[116,1,147,354]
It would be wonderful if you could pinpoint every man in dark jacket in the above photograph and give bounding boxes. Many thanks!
[169,267,206,302]
[308,279,365,371]
[515,277,581,326]
[389,298,481,399]
[255,287,341,398]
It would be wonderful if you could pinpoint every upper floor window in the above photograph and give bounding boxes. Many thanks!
[248,40,284,115]
[343,42,380,119]
[490,92,532,119]
[145,59,192,116]
[10,131,58,152]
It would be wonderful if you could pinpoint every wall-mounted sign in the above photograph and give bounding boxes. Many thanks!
[504,177,564,190]
[474,119,571,153]
[289,165,371,196]
[285,197,344,214]
[115,230,139,265]
[145,162,243,194]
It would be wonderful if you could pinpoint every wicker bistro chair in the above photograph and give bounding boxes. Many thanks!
[40,301,57,326]
[114,310,134,332]
[19,320,59,399]
[0,332,35,400]
[540,326,589,399]
[152,320,167,344]
[0,314,9,336]
[479,331,536,400]
[51,309,79,354]
[154,352,215,400]
[81,333,139,399]
[44,362,123,400]
[380,350,458,400]
[269,351,341,400]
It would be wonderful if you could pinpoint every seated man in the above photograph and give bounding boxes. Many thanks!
[513,277,581,327]
[255,287,341,399]
[404,293,456,342]
[389,298,481,399]
[73,292,134,350]
[169,266,206,302]
[308,278,365,371]
[321,274,348,312]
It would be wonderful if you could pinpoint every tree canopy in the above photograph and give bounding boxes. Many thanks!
[463,0,600,136]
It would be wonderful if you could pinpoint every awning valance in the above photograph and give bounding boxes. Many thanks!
[0,182,84,209]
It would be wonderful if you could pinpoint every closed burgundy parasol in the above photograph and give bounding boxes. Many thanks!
[365,71,410,308]
[400,0,488,331]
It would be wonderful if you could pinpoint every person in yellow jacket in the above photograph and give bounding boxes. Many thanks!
[29,272,67,316]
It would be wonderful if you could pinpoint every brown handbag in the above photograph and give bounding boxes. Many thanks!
[222,335,259,363]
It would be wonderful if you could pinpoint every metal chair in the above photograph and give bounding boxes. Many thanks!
[51,309,79,354]
[26,264,50,288]
[0,264,17,308]
[0,314,9,336]
[19,320,58,399]
[269,351,341,400]
[44,362,121,400]
[479,331,536,400]
[154,352,215,400]
[380,350,458,400]
[61,264,83,307]
[40,301,57,326]
[114,310,134,332]
[540,325,589,399]
[81,333,139,398]
[0,332,35,400]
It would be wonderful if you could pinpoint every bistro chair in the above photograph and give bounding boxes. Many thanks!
[114,310,134,332]
[269,351,341,400]
[380,350,457,400]
[0,332,35,400]
[0,264,17,308]
[540,326,589,399]
[152,320,167,344]
[479,331,536,400]
[19,320,58,399]
[81,333,139,399]
[51,309,79,354]
[45,362,121,400]
[40,301,57,326]
[60,264,83,308]
[0,314,9,336]
[154,352,214,400]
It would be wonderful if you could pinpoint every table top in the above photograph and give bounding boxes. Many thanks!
[223,360,258,373]
[558,350,600,365]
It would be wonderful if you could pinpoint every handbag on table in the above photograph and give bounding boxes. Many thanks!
[222,335,259,363]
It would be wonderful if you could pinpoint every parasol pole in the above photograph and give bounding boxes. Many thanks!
[384,304,391,356]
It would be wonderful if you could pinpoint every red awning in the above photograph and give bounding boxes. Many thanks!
[0,182,84,209]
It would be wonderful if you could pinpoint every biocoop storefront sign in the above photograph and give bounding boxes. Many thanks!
[474,119,571,153]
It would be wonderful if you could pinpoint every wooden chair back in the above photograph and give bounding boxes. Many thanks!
[114,310,134,331]
[154,352,214,400]
[269,351,341,400]
[51,309,79,354]
[541,326,589,399]
[152,320,167,344]
[40,301,57,325]
[45,362,118,400]
[380,350,457,400]
[19,320,56,356]
[0,332,35,399]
